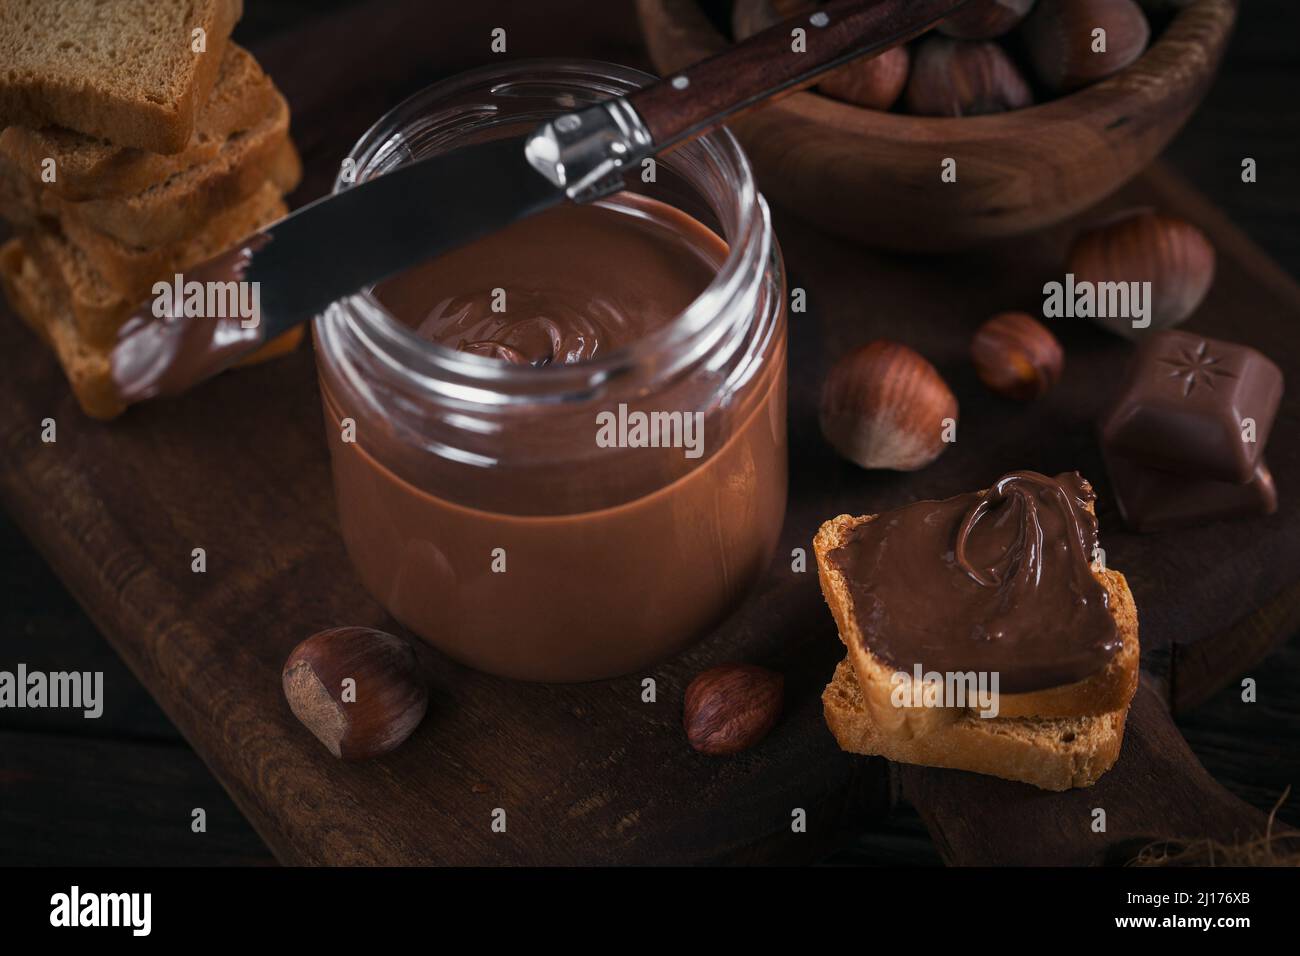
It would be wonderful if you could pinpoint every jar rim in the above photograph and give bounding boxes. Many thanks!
[324,58,770,403]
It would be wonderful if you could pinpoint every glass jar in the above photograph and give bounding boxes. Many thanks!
[314,60,787,682]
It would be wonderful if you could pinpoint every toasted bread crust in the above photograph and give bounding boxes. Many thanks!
[0,45,277,201]
[1,235,301,420]
[64,179,288,296]
[51,181,290,345]
[0,0,243,154]
[1,239,122,419]
[26,97,298,247]
[823,659,1126,791]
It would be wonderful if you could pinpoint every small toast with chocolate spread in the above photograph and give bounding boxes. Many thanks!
[815,471,1139,790]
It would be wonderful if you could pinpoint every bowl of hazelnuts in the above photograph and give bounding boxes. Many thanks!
[636,0,1237,251]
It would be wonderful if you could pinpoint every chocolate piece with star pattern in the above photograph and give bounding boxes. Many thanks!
[1101,330,1284,484]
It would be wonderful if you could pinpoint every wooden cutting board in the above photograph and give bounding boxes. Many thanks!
[0,0,1294,865]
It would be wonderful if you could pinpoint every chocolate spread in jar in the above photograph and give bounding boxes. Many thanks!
[374,193,721,364]
[826,471,1120,693]
[320,193,787,682]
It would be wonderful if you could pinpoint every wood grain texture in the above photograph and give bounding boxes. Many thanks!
[638,0,1240,250]
[1177,635,1300,824]
[0,0,1297,866]
[628,0,965,145]
[900,678,1281,866]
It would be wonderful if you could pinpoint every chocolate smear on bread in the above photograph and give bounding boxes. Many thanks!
[826,471,1120,693]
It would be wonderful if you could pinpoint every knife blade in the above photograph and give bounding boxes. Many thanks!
[109,136,562,403]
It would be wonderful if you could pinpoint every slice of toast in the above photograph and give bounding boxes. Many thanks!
[27,182,289,348]
[23,97,300,247]
[1,237,304,420]
[823,658,1127,791]
[0,238,122,419]
[0,0,243,154]
[0,154,44,230]
[61,180,287,300]
[813,498,1139,742]
[0,44,278,201]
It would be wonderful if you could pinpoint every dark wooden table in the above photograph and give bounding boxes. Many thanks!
[2,0,1297,866]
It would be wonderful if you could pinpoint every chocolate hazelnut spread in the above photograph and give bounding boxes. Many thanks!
[110,236,270,403]
[319,193,787,681]
[374,194,718,365]
[827,471,1120,693]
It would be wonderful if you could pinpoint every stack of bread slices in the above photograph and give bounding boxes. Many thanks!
[815,491,1140,792]
[0,0,301,419]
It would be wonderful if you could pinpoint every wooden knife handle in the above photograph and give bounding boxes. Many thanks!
[626,0,970,148]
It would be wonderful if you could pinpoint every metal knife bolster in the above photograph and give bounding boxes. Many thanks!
[524,99,655,203]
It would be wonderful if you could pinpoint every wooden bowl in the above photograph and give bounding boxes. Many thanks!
[636,0,1238,252]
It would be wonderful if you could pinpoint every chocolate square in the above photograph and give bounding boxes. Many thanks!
[1104,451,1278,533]
[1101,330,1284,483]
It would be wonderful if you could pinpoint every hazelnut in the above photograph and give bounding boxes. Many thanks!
[970,312,1064,400]
[1067,210,1216,339]
[1022,0,1151,94]
[819,46,912,111]
[820,340,958,471]
[684,664,783,756]
[282,626,428,760]
[903,36,1033,117]
[938,0,1037,39]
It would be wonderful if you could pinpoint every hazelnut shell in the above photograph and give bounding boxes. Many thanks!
[1022,0,1151,93]
[904,36,1033,117]
[970,312,1065,400]
[820,341,959,472]
[1067,210,1216,339]
[819,45,912,111]
[684,664,783,756]
[282,626,428,761]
